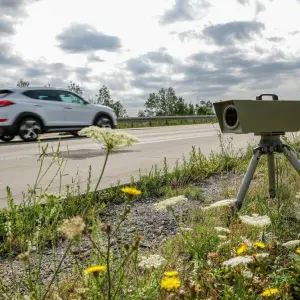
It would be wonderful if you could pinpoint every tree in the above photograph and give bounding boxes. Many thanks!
[143,87,191,116]
[96,85,127,117]
[68,81,83,95]
[195,99,214,115]
[141,87,214,117]
[17,78,30,87]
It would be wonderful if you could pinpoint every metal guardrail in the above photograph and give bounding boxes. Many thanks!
[117,115,216,122]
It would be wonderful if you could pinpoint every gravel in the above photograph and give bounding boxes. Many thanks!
[0,172,242,293]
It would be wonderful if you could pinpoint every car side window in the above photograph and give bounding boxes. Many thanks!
[23,90,61,101]
[58,91,86,104]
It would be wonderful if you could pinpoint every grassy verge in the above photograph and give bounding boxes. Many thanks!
[117,118,216,129]
[1,128,300,299]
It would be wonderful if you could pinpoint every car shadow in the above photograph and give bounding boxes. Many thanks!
[0,134,86,146]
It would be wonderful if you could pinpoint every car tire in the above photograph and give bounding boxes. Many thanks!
[94,115,113,128]
[0,134,15,142]
[18,117,42,142]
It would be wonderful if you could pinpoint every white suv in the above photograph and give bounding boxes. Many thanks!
[0,87,118,142]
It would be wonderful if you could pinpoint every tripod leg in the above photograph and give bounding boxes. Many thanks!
[282,146,300,174]
[267,153,276,198]
[234,149,262,212]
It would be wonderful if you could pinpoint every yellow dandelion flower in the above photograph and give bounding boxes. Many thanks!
[253,241,266,248]
[121,187,142,196]
[237,243,247,255]
[161,276,181,291]
[164,271,179,277]
[296,248,300,254]
[260,288,280,297]
[84,265,107,275]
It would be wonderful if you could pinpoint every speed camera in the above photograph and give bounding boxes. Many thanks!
[213,94,300,135]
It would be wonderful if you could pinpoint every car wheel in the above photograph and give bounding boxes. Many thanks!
[94,115,112,128]
[0,134,15,142]
[18,117,42,142]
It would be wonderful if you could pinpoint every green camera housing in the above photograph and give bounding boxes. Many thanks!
[213,94,300,135]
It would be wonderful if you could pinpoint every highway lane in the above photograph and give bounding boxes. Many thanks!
[0,124,259,207]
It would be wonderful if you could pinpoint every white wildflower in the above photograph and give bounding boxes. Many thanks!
[138,254,165,269]
[243,269,259,280]
[218,240,231,249]
[218,235,227,240]
[292,201,300,221]
[223,255,253,268]
[180,227,193,232]
[256,253,269,259]
[239,214,271,227]
[296,192,300,199]
[202,198,236,210]
[282,240,300,249]
[154,195,188,211]
[214,227,230,234]
[58,216,85,240]
[78,126,138,150]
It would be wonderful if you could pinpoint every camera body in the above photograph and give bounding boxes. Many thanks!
[213,94,300,135]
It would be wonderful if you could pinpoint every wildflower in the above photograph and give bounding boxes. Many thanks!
[58,216,85,240]
[292,201,300,220]
[214,226,230,233]
[161,276,181,291]
[260,288,280,297]
[239,214,271,227]
[253,241,266,248]
[17,251,30,262]
[154,195,188,211]
[138,254,165,269]
[296,248,300,254]
[121,187,141,196]
[84,265,107,275]
[164,271,179,277]
[180,227,193,231]
[282,240,300,249]
[237,243,248,255]
[256,253,269,259]
[223,256,253,268]
[78,126,138,150]
[202,198,236,210]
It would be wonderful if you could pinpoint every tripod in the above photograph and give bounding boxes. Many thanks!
[230,133,300,216]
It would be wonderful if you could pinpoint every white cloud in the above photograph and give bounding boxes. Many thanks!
[1,0,300,116]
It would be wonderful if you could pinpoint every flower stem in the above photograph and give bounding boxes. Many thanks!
[41,240,73,300]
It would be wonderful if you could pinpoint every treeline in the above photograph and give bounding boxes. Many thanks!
[16,78,214,117]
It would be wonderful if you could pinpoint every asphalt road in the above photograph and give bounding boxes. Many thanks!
[0,123,259,207]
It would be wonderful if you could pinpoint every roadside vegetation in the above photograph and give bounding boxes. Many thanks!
[1,125,300,299]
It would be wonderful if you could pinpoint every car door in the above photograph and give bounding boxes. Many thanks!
[57,90,93,126]
[22,89,66,127]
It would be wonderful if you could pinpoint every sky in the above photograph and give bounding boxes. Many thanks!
[1,0,300,116]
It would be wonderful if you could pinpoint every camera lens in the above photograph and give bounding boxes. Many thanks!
[224,105,239,129]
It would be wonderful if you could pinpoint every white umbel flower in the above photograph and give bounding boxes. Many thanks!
[154,195,188,211]
[223,255,253,268]
[202,199,236,210]
[282,240,300,249]
[138,254,165,269]
[239,214,271,227]
[79,126,138,150]
[214,227,230,233]
[256,253,269,259]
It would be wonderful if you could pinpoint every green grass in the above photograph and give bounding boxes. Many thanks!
[117,118,217,129]
[1,129,300,299]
